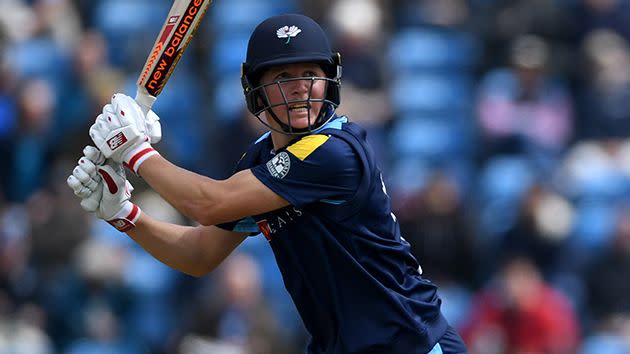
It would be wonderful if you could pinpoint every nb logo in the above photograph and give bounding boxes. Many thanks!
[107,132,128,150]
[108,219,133,232]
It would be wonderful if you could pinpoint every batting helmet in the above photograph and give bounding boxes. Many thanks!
[241,14,342,134]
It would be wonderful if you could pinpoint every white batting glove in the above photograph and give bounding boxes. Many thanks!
[89,93,161,174]
[67,145,105,211]
[67,146,141,232]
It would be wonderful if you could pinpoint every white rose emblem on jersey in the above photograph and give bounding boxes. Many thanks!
[267,151,291,179]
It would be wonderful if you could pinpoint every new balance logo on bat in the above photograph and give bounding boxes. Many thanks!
[107,132,128,150]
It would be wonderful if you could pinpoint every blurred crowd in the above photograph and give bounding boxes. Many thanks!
[2,0,630,353]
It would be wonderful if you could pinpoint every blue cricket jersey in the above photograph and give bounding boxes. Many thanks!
[217,115,449,354]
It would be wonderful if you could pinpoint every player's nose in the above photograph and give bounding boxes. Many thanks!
[287,78,313,97]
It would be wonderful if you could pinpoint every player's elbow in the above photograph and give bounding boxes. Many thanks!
[180,181,227,226]
[177,199,218,226]
[190,203,234,227]
[185,209,211,226]
[189,207,222,227]
[181,257,220,278]
[167,261,212,278]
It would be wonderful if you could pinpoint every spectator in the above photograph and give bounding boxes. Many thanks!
[179,253,293,354]
[55,29,125,157]
[4,1,630,353]
[462,255,580,354]
[575,29,630,140]
[501,183,574,275]
[396,170,479,288]
[585,207,630,325]
[572,0,630,45]
[0,78,56,202]
[476,34,573,166]
[0,301,53,354]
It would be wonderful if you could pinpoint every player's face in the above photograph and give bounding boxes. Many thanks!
[259,63,327,130]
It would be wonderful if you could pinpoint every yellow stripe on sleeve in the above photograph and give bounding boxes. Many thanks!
[286,134,330,161]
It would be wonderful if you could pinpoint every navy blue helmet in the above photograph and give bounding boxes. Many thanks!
[241,14,342,134]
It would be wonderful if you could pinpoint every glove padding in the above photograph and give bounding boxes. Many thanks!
[89,94,161,174]
[67,145,105,211]
[67,146,141,232]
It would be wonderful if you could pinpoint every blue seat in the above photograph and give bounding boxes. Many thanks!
[570,200,617,251]
[95,0,170,66]
[207,0,299,37]
[389,74,473,115]
[124,250,178,348]
[208,34,250,78]
[388,157,432,194]
[476,156,537,237]
[581,333,630,354]
[438,285,472,330]
[95,0,169,35]
[567,169,628,203]
[387,28,480,74]
[478,156,537,202]
[388,157,474,199]
[213,74,247,122]
[389,115,472,161]
[208,0,276,34]
[8,38,68,89]
[265,0,299,12]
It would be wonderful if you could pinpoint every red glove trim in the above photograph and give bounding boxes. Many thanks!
[98,168,118,194]
[125,147,156,172]
[107,204,140,232]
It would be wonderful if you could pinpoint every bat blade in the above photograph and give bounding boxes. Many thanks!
[135,0,213,112]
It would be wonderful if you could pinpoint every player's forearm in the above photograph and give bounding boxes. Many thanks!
[126,213,215,277]
[137,155,223,225]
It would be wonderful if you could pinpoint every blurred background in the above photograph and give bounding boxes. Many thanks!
[2,0,630,353]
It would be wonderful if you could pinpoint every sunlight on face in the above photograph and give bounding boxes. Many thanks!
[259,63,327,130]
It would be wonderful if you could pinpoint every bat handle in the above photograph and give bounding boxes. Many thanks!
[134,89,161,144]
[134,89,157,117]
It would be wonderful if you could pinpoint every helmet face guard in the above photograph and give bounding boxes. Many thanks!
[240,14,342,135]
[242,68,341,135]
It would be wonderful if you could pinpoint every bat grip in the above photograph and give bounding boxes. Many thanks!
[134,89,157,117]
[134,89,161,144]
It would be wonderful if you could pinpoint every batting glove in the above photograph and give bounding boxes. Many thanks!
[89,93,162,174]
[67,146,141,232]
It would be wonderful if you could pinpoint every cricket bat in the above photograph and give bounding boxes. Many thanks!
[134,0,213,114]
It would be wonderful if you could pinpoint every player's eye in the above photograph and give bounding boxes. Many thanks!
[303,71,318,77]
[274,72,291,81]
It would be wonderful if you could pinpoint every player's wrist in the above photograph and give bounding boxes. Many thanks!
[106,201,141,232]
[123,141,159,174]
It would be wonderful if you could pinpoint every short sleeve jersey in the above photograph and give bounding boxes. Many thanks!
[217,116,448,354]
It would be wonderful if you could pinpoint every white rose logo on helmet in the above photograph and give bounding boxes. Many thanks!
[276,25,302,44]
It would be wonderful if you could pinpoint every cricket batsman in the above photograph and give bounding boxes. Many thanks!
[67,14,469,354]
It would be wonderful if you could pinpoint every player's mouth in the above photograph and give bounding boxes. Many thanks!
[288,103,310,112]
